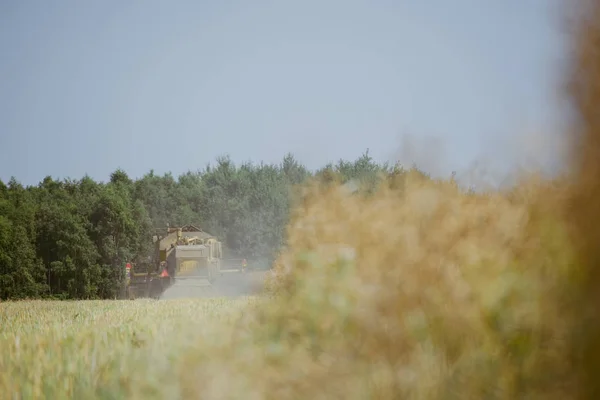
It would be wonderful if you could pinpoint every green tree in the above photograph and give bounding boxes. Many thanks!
[0,152,434,299]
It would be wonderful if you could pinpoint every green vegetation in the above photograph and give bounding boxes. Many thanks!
[1,150,420,300]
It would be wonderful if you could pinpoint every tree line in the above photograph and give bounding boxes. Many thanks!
[0,151,430,300]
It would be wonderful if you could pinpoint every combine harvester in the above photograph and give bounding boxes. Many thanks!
[125,225,223,299]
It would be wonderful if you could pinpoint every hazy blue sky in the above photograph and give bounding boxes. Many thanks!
[0,0,569,186]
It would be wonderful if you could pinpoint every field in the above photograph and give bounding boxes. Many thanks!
[0,297,261,399]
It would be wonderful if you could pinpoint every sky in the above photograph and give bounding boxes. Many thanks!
[0,0,570,187]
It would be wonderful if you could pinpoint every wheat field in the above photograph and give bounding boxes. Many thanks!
[0,298,261,399]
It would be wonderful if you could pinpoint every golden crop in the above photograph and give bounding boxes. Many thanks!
[0,298,259,399]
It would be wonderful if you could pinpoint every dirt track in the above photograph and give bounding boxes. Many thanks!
[160,270,269,300]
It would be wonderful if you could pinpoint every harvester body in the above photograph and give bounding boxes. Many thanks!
[125,225,222,299]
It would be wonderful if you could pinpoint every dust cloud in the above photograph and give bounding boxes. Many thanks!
[387,125,570,193]
[160,270,268,300]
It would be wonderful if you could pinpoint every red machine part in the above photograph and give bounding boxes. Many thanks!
[159,261,169,277]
